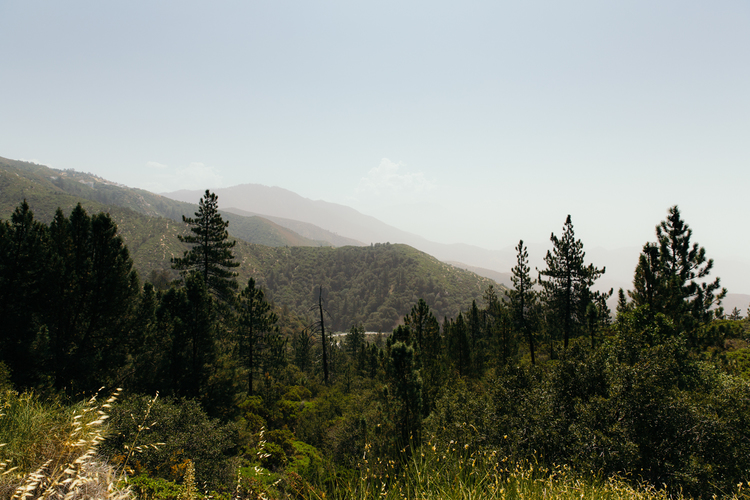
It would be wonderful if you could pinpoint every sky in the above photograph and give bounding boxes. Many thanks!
[1,1,749,292]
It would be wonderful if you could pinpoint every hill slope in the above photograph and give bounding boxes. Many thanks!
[235,242,503,332]
[0,157,335,248]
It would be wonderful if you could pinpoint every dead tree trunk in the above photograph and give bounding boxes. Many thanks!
[319,285,329,385]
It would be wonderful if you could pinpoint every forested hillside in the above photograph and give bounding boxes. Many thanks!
[242,243,500,332]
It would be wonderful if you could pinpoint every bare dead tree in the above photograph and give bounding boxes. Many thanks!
[319,285,329,385]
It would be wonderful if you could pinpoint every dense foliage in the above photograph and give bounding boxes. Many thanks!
[1,195,749,499]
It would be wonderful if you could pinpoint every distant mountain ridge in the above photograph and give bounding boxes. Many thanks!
[4,156,745,314]
[222,206,365,247]
[163,185,521,272]
[163,183,750,313]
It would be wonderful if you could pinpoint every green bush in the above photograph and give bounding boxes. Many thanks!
[101,394,239,493]
[126,475,181,500]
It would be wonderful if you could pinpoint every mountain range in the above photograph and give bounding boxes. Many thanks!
[2,155,746,318]
[161,185,750,315]
[0,156,503,330]
[165,185,520,281]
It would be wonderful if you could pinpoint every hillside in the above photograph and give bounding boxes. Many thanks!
[0,157,336,249]
[237,242,505,332]
[446,261,513,288]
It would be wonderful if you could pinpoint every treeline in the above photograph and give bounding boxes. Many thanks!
[1,192,749,498]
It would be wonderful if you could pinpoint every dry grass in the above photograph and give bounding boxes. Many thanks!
[0,388,133,500]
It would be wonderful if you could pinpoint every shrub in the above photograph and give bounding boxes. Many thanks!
[101,394,239,493]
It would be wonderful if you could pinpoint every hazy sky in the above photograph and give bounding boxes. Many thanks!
[2,2,749,291]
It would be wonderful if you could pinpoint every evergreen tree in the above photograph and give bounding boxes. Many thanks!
[468,300,485,374]
[237,278,278,395]
[630,242,662,318]
[346,324,366,357]
[158,272,215,399]
[387,341,422,448]
[538,215,605,350]
[292,329,314,373]
[630,205,726,333]
[0,201,51,388]
[171,190,239,304]
[404,298,432,354]
[616,287,630,319]
[509,240,537,364]
[44,205,140,393]
[127,282,162,394]
[403,299,443,414]
[447,313,471,377]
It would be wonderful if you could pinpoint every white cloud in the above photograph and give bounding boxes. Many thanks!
[145,161,169,169]
[357,158,435,197]
[175,162,224,190]
[137,161,224,193]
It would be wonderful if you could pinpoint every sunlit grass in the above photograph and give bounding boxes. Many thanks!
[309,439,750,500]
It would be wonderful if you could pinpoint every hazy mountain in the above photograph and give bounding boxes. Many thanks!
[446,261,513,288]
[169,183,750,317]
[163,185,523,273]
[222,206,364,247]
[163,184,750,301]
[6,156,741,312]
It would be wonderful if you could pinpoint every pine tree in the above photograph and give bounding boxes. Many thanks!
[538,215,605,350]
[468,300,485,374]
[0,200,51,388]
[447,313,471,377]
[630,242,663,317]
[171,190,239,303]
[630,205,726,333]
[387,341,422,448]
[346,324,366,357]
[45,204,140,393]
[237,277,278,395]
[403,299,443,414]
[404,298,435,354]
[509,240,537,364]
[158,272,215,399]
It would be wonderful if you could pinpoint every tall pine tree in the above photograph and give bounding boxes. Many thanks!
[172,190,239,304]
[538,215,605,351]
[509,240,537,364]
[0,201,51,388]
[237,277,278,395]
[630,205,726,334]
